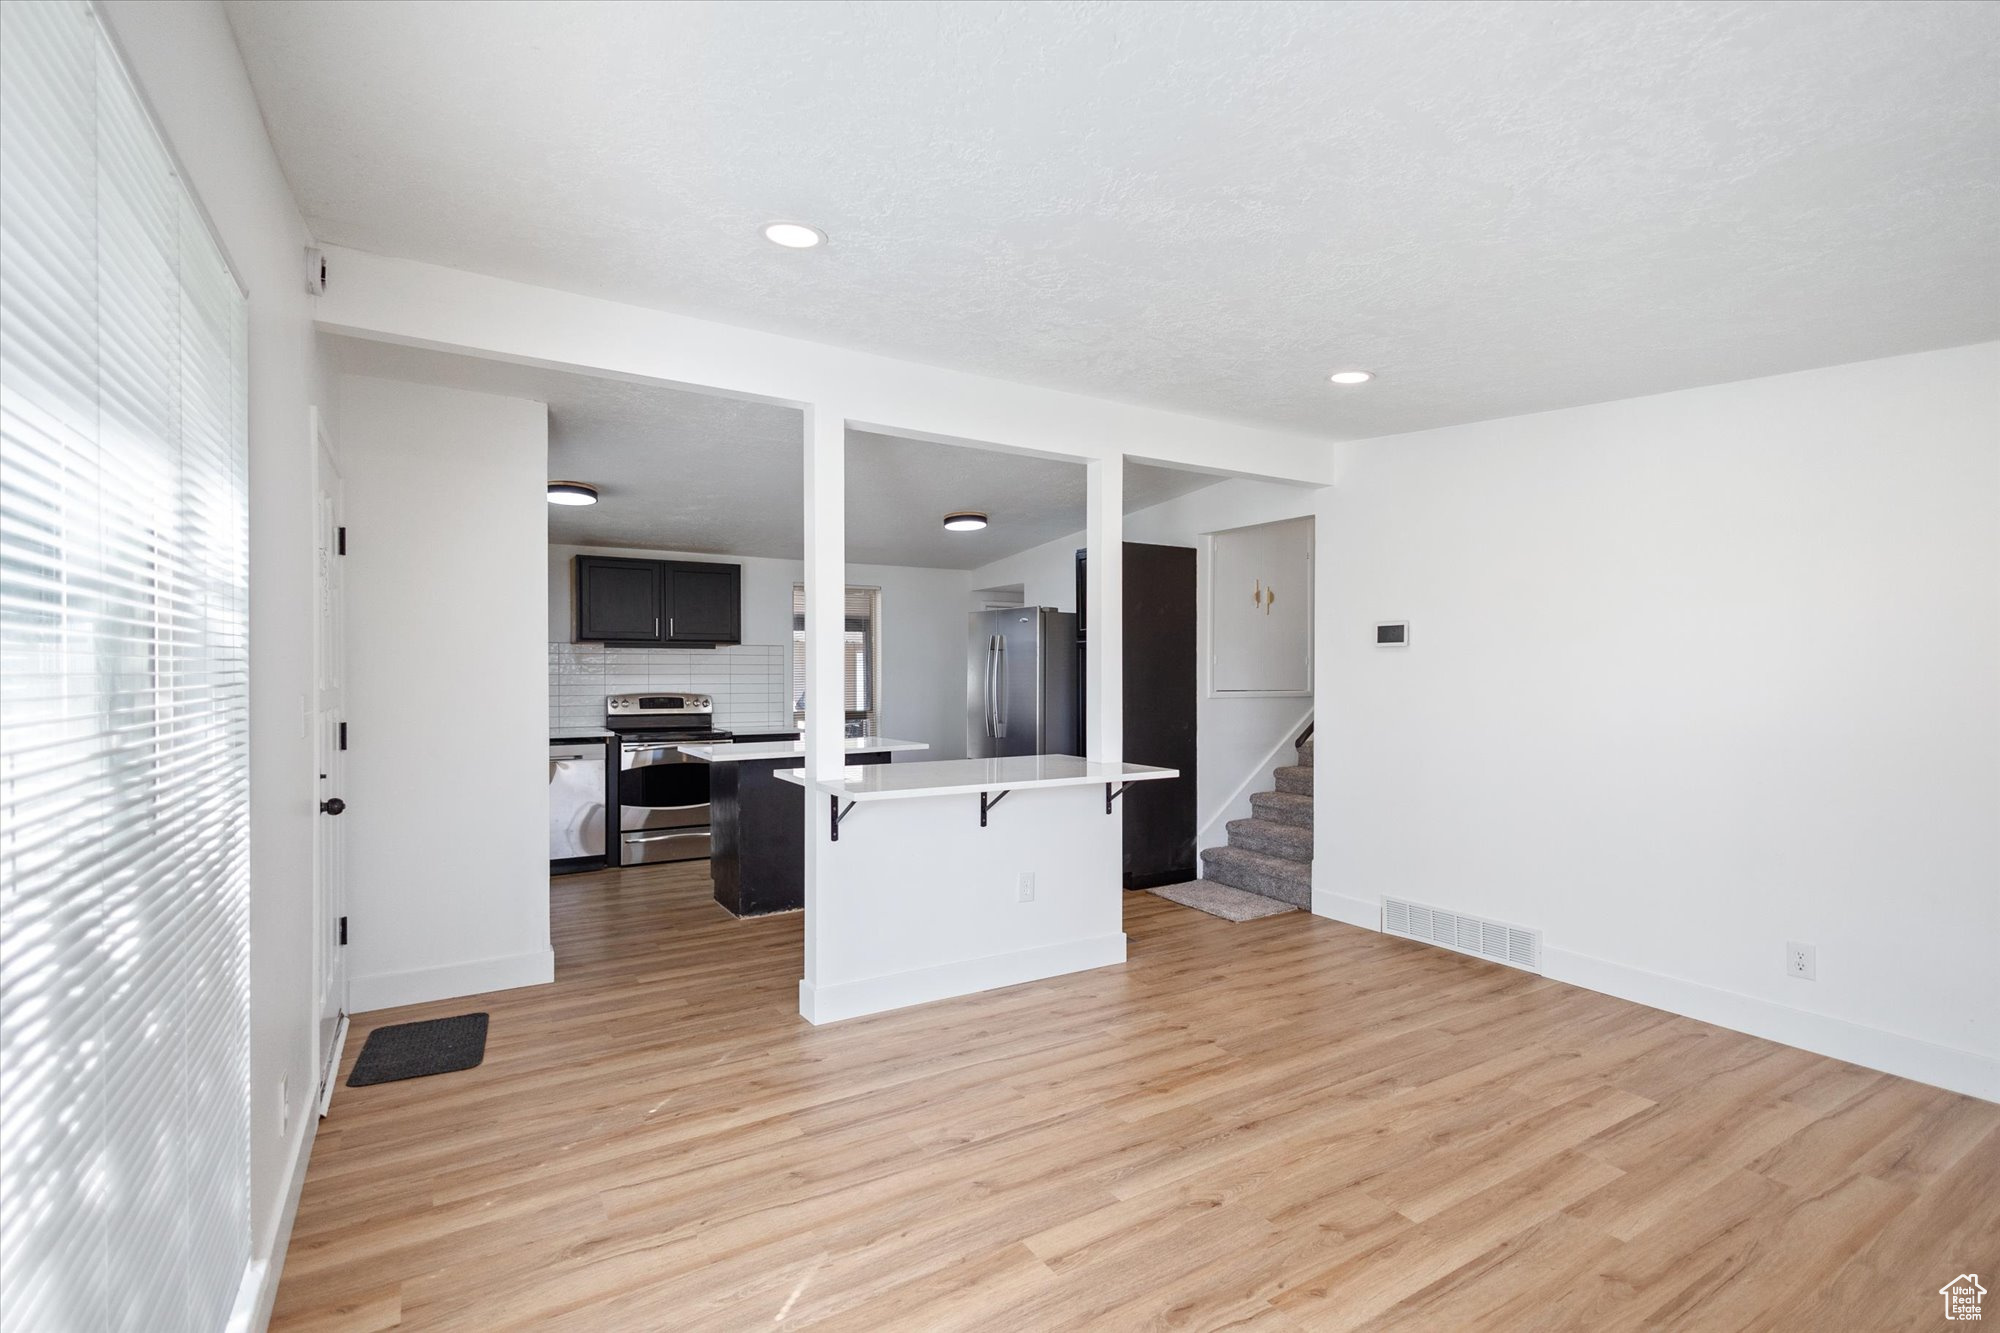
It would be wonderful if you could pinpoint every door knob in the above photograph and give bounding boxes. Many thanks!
[319,798,346,816]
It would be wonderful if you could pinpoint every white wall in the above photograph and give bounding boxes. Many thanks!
[339,376,554,1010]
[967,477,1324,843]
[961,530,1082,614]
[1316,341,2000,1100]
[96,0,328,1311]
[549,542,970,758]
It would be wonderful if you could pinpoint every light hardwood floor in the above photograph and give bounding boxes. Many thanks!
[272,862,1998,1331]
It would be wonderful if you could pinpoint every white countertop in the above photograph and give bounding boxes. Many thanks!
[773,754,1178,801]
[677,736,930,763]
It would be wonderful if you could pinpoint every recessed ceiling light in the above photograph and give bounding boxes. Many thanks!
[547,481,599,506]
[762,221,826,249]
[1328,369,1374,385]
[943,511,988,532]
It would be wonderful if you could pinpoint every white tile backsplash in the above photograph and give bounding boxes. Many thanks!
[550,641,792,732]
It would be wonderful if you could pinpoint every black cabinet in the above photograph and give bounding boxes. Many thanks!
[573,556,741,645]
[576,557,662,642]
[665,563,740,643]
[1078,542,1198,889]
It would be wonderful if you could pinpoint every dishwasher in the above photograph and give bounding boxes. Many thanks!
[549,741,608,870]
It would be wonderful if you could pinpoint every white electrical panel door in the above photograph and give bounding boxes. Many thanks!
[1211,517,1313,694]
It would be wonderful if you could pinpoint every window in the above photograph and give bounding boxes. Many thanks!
[792,585,881,736]
[0,3,251,1327]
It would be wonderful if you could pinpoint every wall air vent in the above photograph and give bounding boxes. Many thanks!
[1382,896,1541,973]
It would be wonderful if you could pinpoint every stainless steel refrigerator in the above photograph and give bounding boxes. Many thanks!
[967,608,1080,758]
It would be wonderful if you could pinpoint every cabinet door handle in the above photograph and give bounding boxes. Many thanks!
[670,617,675,637]
[654,618,660,637]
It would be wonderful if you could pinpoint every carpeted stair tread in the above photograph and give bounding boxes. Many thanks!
[1201,845,1311,908]
[1226,816,1312,863]
[1299,735,1313,767]
[1249,789,1312,828]
[1274,765,1313,795]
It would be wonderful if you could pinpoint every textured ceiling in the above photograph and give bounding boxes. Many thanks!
[242,2,2000,437]
[325,336,1221,566]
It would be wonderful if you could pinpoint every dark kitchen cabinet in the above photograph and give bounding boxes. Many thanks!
[1078,542,1198,889]
[573,555,741,645]
[575,557,662,642]
[665,563,740,643]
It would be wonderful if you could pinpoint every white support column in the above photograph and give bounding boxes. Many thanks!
[801,405,845,1002]
[802,406,846,782]
[1085,457,1122,764]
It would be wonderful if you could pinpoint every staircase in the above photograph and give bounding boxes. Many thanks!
[1199,732,1312,908]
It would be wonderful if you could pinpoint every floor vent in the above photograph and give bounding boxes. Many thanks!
[1382,896,1542,973]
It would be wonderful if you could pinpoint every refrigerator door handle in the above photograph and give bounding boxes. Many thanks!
[983,635,999,737]
[993,635,1008,738]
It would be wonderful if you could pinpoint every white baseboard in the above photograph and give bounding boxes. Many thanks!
[1312,889,1378,930]
[1542,946,1999,1104]
[800,933,1128,1024]
[315,1013,349,1117]
[225,1088,318,1333]
[348,947,554,1013]
[1309,892,1995,1103]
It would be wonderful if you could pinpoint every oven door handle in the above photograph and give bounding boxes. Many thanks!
[621,747,700,765]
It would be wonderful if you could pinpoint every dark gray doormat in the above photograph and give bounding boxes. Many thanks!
[347,1013,489,1087]
[1147,881,1299,922]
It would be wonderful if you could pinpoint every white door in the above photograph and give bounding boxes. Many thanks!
[1211,516,1314,694]
[312,410,349,1112]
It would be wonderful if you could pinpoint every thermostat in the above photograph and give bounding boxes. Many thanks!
[1375,621,1409,647]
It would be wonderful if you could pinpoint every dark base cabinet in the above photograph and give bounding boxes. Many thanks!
[709,752,891,917]
[1078,542,1198,889]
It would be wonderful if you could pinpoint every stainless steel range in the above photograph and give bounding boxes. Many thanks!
[605,693,732,865]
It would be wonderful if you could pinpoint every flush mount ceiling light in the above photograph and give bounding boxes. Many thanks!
[762,221,826,249]
[547,481,599,506]
[942,511,989,532]
[1327,369,1374,385]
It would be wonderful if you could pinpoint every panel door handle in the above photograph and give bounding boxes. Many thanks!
[319,798,346,816]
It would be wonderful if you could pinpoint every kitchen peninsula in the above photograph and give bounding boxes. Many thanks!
[682,736,929,916]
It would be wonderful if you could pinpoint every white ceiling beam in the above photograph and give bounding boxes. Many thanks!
[313,246,1342,484]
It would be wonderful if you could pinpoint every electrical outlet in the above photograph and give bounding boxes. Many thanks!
[1786,941,1816,980]
[1017,872,1036,903]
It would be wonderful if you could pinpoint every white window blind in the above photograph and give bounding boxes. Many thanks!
[791,585,880,732]
[0,3,252,1330]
